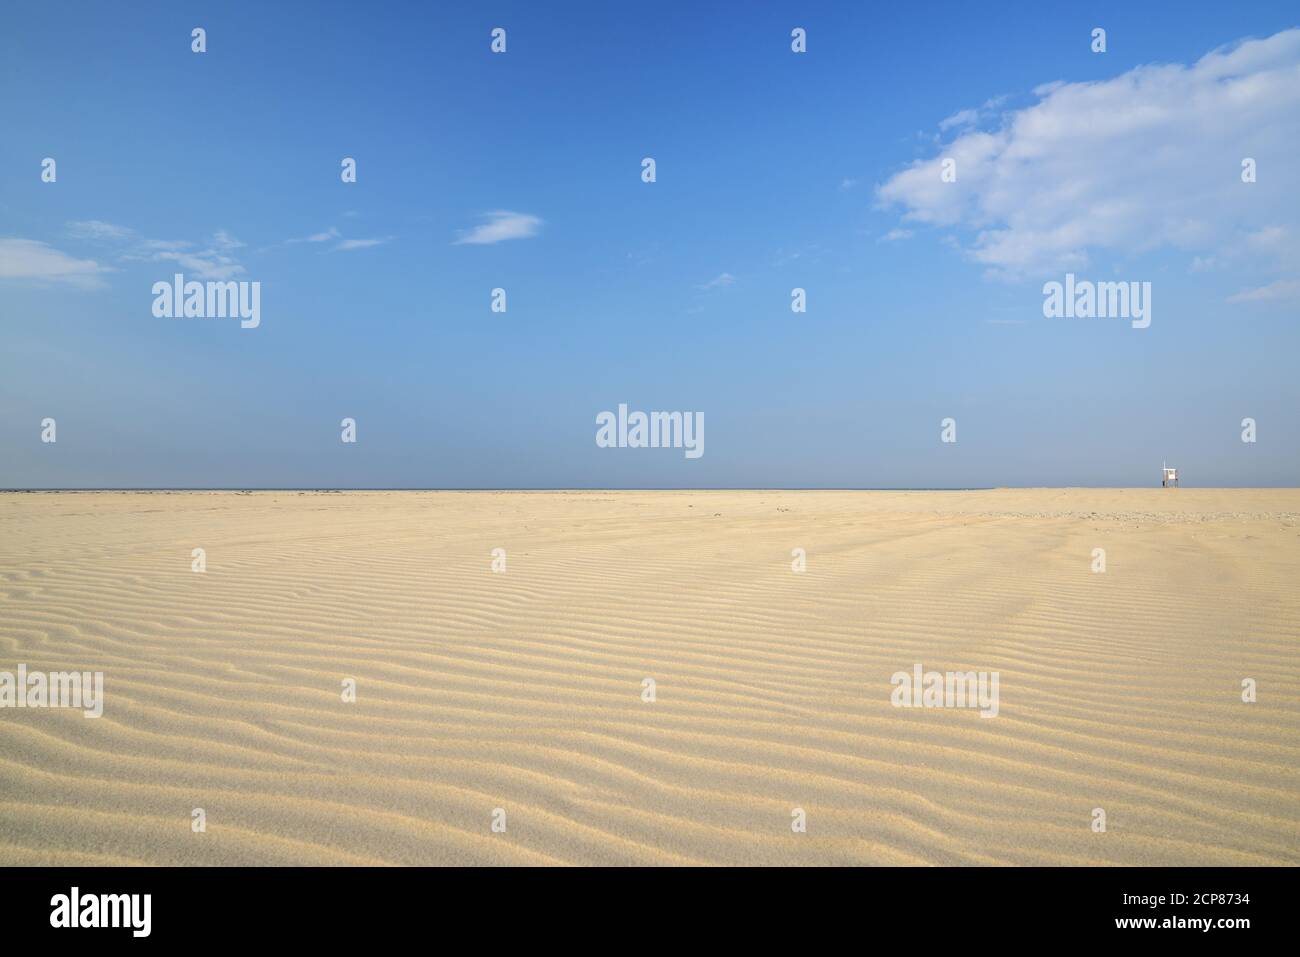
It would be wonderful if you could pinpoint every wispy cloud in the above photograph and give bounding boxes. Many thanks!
[772,244,825,267]
[333,237,392,251]
[66,220,134,243]
[937,96,1007,134]
[66,220,247,279]
[160,227,248,279]
[878,30,1300,285]
[1226,278,1300,303]
[291,227,340,244]
[937,108,979,132]
[880,228,914,243]
[453,210,543,245]
[700,272,736,289]
[152,247,245,280]
[0,238,110,287]
[277,225,392,253]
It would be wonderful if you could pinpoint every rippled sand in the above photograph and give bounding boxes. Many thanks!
[1,489,1297,865]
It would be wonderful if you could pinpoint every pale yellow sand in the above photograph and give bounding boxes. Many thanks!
[0,489,1297,866]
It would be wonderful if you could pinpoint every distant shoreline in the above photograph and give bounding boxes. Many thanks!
[1,486,1002,493]
[4,486,1299,493]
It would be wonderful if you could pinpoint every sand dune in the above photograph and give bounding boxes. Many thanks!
[0,489,1297,865]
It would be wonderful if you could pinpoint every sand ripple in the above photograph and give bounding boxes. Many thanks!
[0,489,1296,865]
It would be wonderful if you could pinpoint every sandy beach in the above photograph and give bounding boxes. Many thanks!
[0,489,1296,866]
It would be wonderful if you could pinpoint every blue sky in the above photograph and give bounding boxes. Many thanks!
[2,1,1297,487]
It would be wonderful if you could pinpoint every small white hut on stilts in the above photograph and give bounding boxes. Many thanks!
[1162,462,1179,488]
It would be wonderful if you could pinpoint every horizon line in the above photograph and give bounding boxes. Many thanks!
[4,485,1296,493]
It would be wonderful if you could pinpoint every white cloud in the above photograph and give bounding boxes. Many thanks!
[212,230,244,251]
[454,210,543,245]
[66,221,248,279]
[1226,278,1300,303]
[700,272,736,289]
[773,244,824,267]
[0,238,109,287]
[277,226,388,252]
[333,237,392,251]
[937,96,1008,133]
[153,247,245,280]
[938,108,979,132]
[152,232,247,279]
[283,227,341,245]
[877,30,1300,284]
[66,220,134,242]
[139,239,190,252]
[880,228,914,242]
[839,177,859,190]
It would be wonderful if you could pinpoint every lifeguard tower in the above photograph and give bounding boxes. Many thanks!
[1161,462,1179,488]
